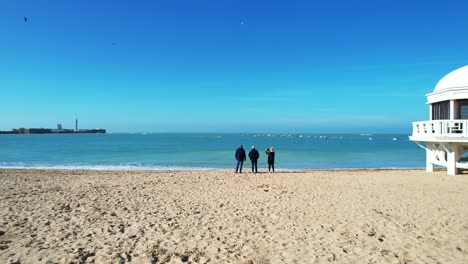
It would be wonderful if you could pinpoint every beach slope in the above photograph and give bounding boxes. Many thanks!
[1,169,467,263]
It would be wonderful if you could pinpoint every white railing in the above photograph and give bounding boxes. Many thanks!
[412,120,468,137]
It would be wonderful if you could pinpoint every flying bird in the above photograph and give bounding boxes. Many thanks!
[24,17,28,22]
[112,42,118,46]
[240,20,245,25]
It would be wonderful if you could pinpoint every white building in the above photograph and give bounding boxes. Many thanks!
[410,65,468,175]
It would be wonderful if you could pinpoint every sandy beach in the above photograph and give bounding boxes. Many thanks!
[0,169,467,263]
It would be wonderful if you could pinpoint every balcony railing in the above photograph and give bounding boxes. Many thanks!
[412,120,468,138]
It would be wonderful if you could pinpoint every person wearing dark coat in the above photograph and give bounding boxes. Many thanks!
[235,145,246,173]
[248,146,260,173]
[266,147,275,172]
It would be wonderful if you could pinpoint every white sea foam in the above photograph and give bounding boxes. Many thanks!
[0,164,422,171]
[0,163,215,171]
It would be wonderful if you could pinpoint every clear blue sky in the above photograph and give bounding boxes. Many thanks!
[1,0,467,133]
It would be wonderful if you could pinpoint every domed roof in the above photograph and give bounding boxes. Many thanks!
[434,65,468,92]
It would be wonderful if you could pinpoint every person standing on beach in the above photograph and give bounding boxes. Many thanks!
[248,146,260,173]
[235,145,246,173]
[266,147,275,172]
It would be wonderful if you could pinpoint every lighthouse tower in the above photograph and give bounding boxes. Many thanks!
[410,65,468,175]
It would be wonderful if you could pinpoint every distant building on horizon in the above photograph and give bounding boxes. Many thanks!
[410,65,468,175]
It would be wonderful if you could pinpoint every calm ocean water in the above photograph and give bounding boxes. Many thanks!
[0,133,424,170]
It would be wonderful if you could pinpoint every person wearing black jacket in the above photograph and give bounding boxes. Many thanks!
[235,145,246,173]
[266,147,275,172]
[248,146,260,173]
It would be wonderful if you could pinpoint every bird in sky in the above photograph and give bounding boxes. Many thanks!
[112,42,118,46]
[240,20,245,25]
[24,17,28,22]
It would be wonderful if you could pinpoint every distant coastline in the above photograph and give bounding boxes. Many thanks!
[0,128,106,134]
[0,118,106,134]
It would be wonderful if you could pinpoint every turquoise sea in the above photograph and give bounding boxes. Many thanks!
[0,133,424,170]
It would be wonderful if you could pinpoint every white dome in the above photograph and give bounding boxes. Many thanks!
[434,65,468,92]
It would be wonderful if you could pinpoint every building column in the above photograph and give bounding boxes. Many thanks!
[450,100,455,120]
[426,148,434,172]
[446,144,459,175]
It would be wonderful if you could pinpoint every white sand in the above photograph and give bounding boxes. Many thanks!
[0,169,467,263]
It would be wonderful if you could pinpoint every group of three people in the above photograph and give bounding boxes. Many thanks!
[235,145,275,173]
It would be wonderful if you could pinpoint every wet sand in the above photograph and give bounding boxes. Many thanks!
[1,169,467,263]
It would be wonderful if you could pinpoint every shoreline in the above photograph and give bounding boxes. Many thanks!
[0,166,426,173]
[1,169,467,263]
